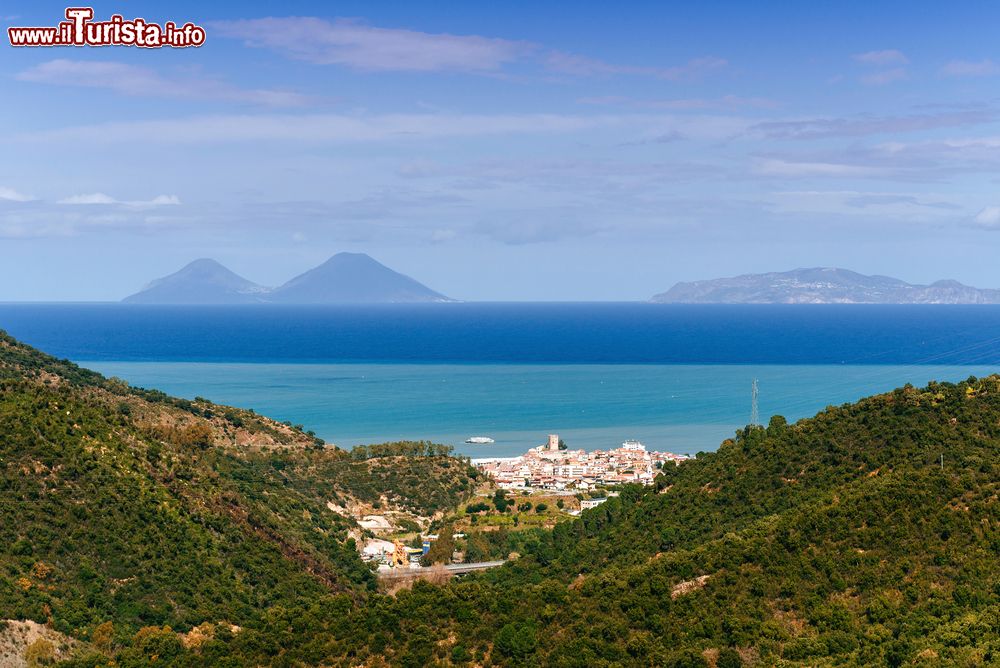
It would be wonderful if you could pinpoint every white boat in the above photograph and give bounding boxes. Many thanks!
[465,436,495,444]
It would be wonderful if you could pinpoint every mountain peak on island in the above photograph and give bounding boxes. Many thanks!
[268,252,453,304]
[651,267,1000,304]
[123,253,453,304]
[123,258,267,304]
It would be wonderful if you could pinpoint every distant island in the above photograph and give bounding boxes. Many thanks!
[123,252,454,304]
[651,267,1000,304]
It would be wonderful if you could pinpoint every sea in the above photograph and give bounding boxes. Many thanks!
[3,303,1000,458]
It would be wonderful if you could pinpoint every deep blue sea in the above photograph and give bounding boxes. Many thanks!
[3,303,1000,456]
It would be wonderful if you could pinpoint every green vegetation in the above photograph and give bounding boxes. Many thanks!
[2,331,998,666]
[0,332,477,665]
[317,447,479,516]
[422,526,456,566]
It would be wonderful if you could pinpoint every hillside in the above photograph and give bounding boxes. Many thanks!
[0,332,478,666]
[1,332,997,666]
[296,377,997,667]
[63,371,997,666]
[652,267,1000,304]
[122,259,267,304]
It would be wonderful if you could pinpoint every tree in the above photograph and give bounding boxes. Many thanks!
[716,648,742,668]
[493,490,510,512]
[422,526,455,566]
[495,622,537,659]
[767,414,788,436]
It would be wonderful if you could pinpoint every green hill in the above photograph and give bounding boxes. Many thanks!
[1,331,997,666]
[0,332,478,665]
[294,378,998,667]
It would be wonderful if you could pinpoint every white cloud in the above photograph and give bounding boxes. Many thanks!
[58,193,117,205]
[973,206,1000,227]
[941,59,1000,78]
[212,17,532,72]
[148,195,181,206]
[17,59,308,107]
[753,158,884,178]
[58,193,181,207]
[853,49,909,66]
[0,186,35,202]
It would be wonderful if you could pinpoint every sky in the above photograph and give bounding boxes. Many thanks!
[3,0,1000,301]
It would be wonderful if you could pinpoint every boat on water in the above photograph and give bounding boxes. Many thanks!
[465,436,495,444]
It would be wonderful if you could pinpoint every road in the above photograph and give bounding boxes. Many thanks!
[443,560,506,574]
[378,560,506,579]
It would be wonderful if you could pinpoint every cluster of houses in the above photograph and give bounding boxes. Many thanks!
[472,434,690,491]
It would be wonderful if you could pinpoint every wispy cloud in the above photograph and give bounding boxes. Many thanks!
[750,133,1000,185]
[17,59,309,107]
[546,53,726,80]
[579,94,775,110]
[941,59,1000,78]
[753,158,885,178]
[843,193,960,210]
[766,189,965,225]
[853,49,909,66]
[0,186,35,202]
[14,112,741,145]
[860,67,908,86]
[853,50,908,86]
[973,206,1000,227]
[474,213,607,245]
[212,16,727,81]
[0,199,187,240]
[58,193,181,208]
[752,109,997,139]
[211,17,532,72]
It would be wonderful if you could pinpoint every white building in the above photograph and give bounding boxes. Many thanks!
[361,538,396,560]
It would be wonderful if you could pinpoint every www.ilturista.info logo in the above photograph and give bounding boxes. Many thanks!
[8,8,206,48]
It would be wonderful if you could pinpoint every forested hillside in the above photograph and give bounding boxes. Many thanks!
[261,377,996,667]
[0,332,478,666]
[1,331,997,666]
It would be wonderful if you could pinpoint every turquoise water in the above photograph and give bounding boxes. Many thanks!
[6,304,1000,457]
[85,362,1000,457]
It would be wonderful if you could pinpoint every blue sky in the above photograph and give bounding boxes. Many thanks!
[3,0,1000,300]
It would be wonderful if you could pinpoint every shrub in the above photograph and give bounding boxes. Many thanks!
[25,638,55,667]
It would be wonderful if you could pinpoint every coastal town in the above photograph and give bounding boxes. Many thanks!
[472,434,690,491]
[353,435,691,572]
